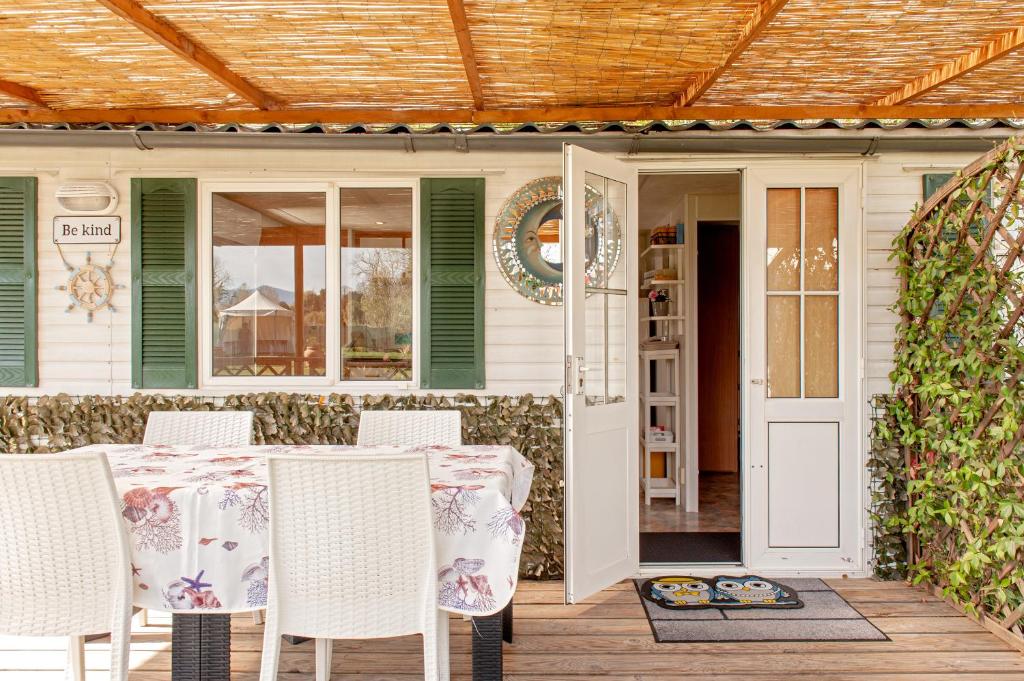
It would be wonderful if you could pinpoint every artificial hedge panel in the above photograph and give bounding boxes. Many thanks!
[868,394,908,580]
[0,392,564,579]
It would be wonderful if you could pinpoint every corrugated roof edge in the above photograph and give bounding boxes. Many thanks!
[1,118,1023,135]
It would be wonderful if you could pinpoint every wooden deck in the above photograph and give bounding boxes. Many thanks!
[2,579,1023,680]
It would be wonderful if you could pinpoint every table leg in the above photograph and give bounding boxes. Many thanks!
[501,601,513,643]
[471,610,503,681]
[172,613,231,681]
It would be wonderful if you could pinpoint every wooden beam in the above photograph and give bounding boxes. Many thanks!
[0,102,1023,126]
[446,0,485,110]
[95,0,280,110]
[876,25,1024,106]
[0,79,48,108]
[676,0,790,106]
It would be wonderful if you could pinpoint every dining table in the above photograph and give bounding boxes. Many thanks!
[72,442,535,681]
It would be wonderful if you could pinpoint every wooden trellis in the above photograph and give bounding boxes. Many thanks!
[893,136,1024,644]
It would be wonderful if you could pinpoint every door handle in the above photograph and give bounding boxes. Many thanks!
[750,378,765,385]
[576,360,589,395]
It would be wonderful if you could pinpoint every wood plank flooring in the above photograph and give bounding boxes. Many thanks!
[1,579,1022,680]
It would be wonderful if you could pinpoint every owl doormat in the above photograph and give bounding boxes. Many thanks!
[640,575,803,610]
[635,577,889,642]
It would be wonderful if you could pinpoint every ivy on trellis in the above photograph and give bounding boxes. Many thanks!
[882,137,1024,640]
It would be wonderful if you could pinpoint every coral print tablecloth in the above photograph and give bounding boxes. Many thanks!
[75,444,534,617]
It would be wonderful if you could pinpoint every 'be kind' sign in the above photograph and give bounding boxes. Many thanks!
[53,216,121,244]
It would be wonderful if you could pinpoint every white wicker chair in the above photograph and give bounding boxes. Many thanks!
[260,452,448,681]
[143,410,254,447]
[356,410,462,447]
[0,452,133,681]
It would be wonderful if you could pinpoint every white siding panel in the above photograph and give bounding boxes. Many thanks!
[3,146,565,397]
[1,145,990,402]
[862,152,979,399]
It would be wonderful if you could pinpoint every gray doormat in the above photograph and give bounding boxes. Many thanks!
[634,578,889,642]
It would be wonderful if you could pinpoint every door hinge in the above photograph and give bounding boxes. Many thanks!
[565,355,573,396]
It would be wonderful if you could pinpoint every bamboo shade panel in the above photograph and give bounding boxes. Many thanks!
[0,94,30,109]
[140,0,474,108]
[463,0,761,108]
[700,0,1024,106]
[0,0,1023,118]
[914,49,1024,104]
[0,0,237,109]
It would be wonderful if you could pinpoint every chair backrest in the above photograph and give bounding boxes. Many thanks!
[266,452,435,639]
[143,410,253,447]
[356,410,462,447]
[0,452,132,637]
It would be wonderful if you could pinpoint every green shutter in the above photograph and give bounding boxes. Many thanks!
[0,177,36,387]
[925,172,991,241]
[923,173,954,201]
[131,178,197,389]
[420,177,485,389]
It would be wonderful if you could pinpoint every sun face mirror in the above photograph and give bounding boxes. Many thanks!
[493,176,621,305]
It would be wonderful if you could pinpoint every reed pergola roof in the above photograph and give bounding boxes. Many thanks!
[1,0,1024,125]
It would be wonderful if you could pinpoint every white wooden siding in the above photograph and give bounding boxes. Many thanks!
[862,152,978,399]
[0,146,562,397]
[0,145,987,400]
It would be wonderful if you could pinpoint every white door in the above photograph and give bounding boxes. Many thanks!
[563,145,639,603]
[744,165,862,571]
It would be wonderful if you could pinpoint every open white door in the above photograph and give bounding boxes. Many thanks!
[563,145,639,603]
[744,165,863,571]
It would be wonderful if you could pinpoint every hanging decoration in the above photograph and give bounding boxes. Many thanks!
[55,244,124,322]
[493,175,622,305]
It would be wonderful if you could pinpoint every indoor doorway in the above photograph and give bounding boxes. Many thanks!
[637,171,742,564]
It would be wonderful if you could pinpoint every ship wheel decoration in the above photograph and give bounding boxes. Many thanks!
[56,251,124,322]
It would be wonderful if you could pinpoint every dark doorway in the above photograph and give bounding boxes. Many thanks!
[637,176,742,565]
[698,222,741,475]
[639,221,742,564]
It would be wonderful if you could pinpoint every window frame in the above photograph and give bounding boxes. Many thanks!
[198,179,419,389]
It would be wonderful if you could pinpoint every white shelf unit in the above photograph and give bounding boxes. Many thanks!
[639,237,686,506]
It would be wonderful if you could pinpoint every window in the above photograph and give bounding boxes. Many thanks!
[765,187,840,398]
[340,187,414,381]
[204,182,417,385]
[211,191,327,377]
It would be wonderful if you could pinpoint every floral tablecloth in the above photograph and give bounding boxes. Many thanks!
[73,444,534,617]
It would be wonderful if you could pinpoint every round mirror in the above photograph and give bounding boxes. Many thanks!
[493,176,621,305]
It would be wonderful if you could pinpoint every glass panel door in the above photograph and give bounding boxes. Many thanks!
[563,145,638,604]
[746,165,860,569]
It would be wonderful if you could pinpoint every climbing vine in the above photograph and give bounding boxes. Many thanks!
[883,137,1024,638]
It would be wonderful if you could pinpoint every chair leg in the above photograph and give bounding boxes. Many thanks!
[109,605,132,681]
[258,608,281,681]
[67,635,84,681]
[422,609,450,681]
[315,638,333,681]
[437,610,450,681]
[252,609,264,625]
